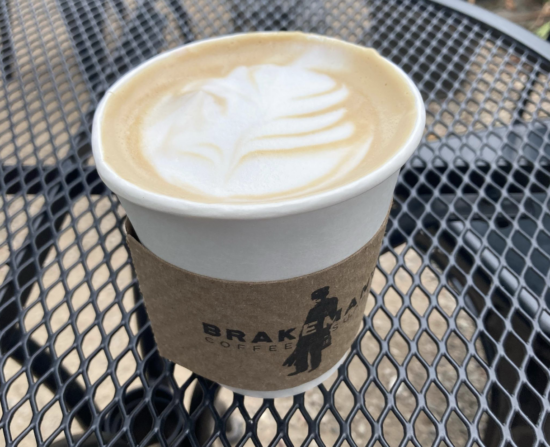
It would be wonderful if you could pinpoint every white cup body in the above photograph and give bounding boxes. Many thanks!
[91,33,426,397]
[118,171,397,282]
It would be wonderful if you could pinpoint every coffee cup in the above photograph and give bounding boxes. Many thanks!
[91,32,425,397]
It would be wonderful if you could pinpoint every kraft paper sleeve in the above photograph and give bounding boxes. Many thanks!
[125,211,389,392]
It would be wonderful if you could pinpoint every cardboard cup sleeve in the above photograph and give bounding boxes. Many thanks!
[125,210,389,391]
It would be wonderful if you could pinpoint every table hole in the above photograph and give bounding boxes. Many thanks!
[503,333,526,367]
[96,284,115,312]
[321,368,339,391]
[511,413,535,447]
[531,249,550,276]
[76,303,96,334]
[351,410,372,446]
[239,395,260,419]
[109,327,130,359]
[447,411,468,447]
[496,358,519,394]
[67,263,85,289]
[379,251,397,274]
[319,410,340,446]
[71,282,91,311]
[173,364,193,389]
[457,383,478,422]
[525,358,548,395]
[491,287,512,318]
[60,348,81,378]
[223,408,247,445]
[360,331,380,364]
[420,268,439,294]
[404,248,422,274]
[428,309,447,341]
[394,268,413,295]
[407,356,428,392]
[100,211,118,236]
[6,372,29,411]
[511,310,534,342]
[425,383,446,422]
[85,245,104,270]
[82,326,101,358]
[54,325,75,357]
[334,382,354,419]
[377,356,397,391]
[394,183,411,203]
[128,400,155,444]
[389,332,409,366]
[272,395,292,419]
[45,282,64,310]
[430,198,448,219]
[347,355,368,391]
[446,332,467,366]
[8,399,32,440]
[418,332,438,366]
[430,248,449,274]
[438,288,456,317]
[81,228,99,253]
[105,228,123,252]
[395,383,415,421]
[384,287,402,316]
[505,248,525,275]
[39,400,63,443]
[382,410,404,447]
[479,412,502,445]
[400,309,420,340]
[116,351,136,386]
[24,301,44,332]
[109,245,128,271]
[304,386,323,419]
[87,349,108,385]
[472,266,492,295]
[409,198,425,219]
[512,231,531,255]
[371,267,386,295]
[414,410,436,447]
[76,211,94,235]
[483,309,505,342]
[373,308,392,339]
[456,310,476,341]
[102,304,122,334]
[413,230,432,255]
[519,385,542,425]
[94,375,115,412]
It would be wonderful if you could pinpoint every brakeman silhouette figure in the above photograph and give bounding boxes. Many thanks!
[283,286,339,375]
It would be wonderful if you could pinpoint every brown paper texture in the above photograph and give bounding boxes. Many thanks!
[126,212,388,391]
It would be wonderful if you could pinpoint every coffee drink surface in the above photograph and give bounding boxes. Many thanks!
[100,32,418,204]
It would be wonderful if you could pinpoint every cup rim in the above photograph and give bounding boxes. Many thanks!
[91,32,426,220]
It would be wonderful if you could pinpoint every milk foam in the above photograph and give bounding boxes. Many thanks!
[141,54,371,200]
[100,33,418,204]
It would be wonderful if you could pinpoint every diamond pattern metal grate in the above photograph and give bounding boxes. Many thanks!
[0,0,549,446]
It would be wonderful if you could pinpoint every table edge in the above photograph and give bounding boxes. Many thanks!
[430,0,550,61]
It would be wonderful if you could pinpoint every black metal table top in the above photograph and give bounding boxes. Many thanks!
[1,0,550,446]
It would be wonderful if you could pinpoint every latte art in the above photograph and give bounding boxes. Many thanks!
[143,60,370,199]
[99,33,418,204]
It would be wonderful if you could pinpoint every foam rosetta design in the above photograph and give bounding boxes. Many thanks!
[99,33,419,205]
[141,56,373,201]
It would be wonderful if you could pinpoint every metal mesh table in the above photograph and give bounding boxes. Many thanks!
[1,0,550,446]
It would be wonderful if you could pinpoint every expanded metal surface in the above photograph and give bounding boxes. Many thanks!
[0,0,549,446]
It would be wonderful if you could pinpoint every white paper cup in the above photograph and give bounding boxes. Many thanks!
[92,33,425,398]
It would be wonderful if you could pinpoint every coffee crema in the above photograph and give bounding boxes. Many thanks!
[100,32,418,204]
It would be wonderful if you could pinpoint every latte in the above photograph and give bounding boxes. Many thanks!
[99,32,418,204]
